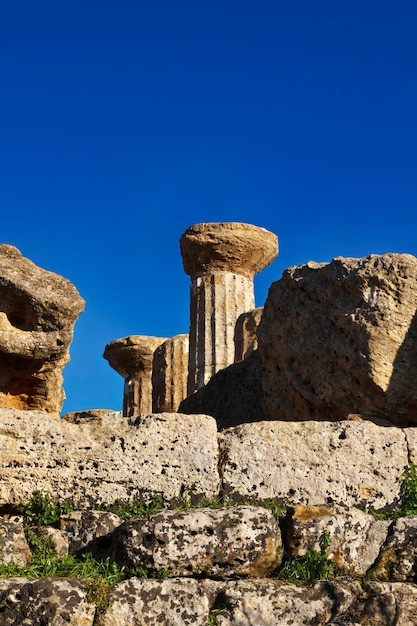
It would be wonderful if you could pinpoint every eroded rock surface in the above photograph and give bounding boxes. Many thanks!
[372,516,417,582]
[201,579,417,626]
[259,253,417,425]
[286,504,390,575]
[0,409,220,508]
[219,420,407,510]
[59,510,123,554]
[111,506,282,577]
[0,518,31,566]
[0,245,85,416]
[0,578,95,625]
[96,578,210,626]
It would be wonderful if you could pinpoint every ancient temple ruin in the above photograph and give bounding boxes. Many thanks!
[104,222,278,416]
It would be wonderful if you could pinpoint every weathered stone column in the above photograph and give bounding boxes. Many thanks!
[180,223,278,394]
[103,335,166,417]
[152,334,189,412]
[234,307,263,362]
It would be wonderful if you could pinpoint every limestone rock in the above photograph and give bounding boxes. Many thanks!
[286,504,390,575]
[180,223,278,394]
[59,510,123,554]
[234,308,263,362]
[0,409,220,508]
[371,516,417,581]
[201,579,356,626]
[334,581,417,626]
[0,517,31,566]
[180,223,278,279]
[104,335,167,416]
[96,578,210,626]
[179,351,265,429]
[61,409,116,424]
[219,420,407,510]
[111,506,282,577]
[0,245,85,416]
[30,526,69,557]
[0,578,96,625]
[258,253,417,425]
[202,579,417,626]
[152,334,189,412]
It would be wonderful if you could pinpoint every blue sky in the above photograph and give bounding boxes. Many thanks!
[1,0,416,414]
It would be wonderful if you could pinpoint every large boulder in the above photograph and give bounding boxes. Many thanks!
[0,245,85,416]
[259,253,417,425]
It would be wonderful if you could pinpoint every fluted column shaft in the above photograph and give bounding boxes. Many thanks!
[188,272,254,392]
[180,222,278,396]
[152,334,189,412]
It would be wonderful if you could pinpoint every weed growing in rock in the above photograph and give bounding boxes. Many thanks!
[277,531,338,583]
[94,493,165,520]
[208,600,228,625]
[399,463,417,515]
[370,463,417,520]
[19,490,72,527]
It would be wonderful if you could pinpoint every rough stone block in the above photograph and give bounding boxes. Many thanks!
[219,420,408,510]
[0,578,95,625]
[0,517,31,566]
[286,504,390,575]
[0,409,220,508]
[111,506,282,577]
[258,253,417,425]
[59,510,123,554]
[96,578,210,626]
[371,516,417,581]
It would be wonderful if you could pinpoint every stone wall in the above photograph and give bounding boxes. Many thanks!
[1,408,417,624]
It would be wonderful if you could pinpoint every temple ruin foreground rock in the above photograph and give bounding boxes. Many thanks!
[180,222,278,394]
[0,244,84,416]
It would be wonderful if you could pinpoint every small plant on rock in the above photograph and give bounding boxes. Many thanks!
[19,490,72,528]
[277,531,338,583]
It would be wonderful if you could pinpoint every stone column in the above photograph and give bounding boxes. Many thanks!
[152,334,189,412]
[234,307,263,362]
[103,335,166,417]
[180,223,278,394]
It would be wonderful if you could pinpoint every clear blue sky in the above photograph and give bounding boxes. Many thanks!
[1,0,416,414]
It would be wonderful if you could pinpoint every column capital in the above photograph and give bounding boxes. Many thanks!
[179,222,278,279]
[103,335,167,379]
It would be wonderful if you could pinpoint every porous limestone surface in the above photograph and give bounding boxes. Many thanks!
[0,518,31,566]
[0,409,220,508]
[219,420,408,510]
[201,579,417,626]
[258,253,417,425]
[60,510,123,554]
[31,526,69,557]
[0,578,96,625]
[96,578,210,626]
[0,244,85,416]
[286,504,390,575]
[202,578,355,625]
[372,516,417,582]
[111,506,282,577]
[179,222,278,279]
